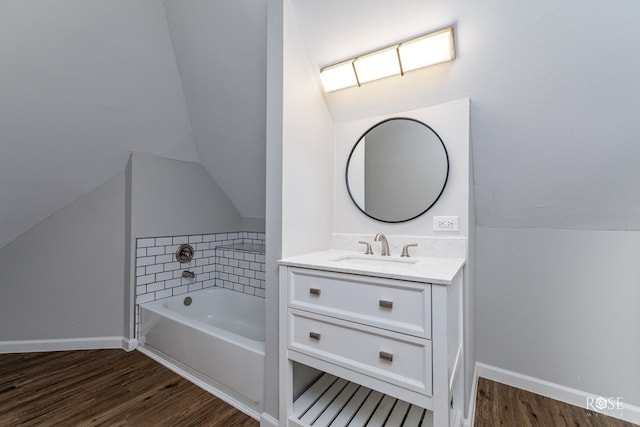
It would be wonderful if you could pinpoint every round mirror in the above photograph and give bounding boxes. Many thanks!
[346,118,449,223]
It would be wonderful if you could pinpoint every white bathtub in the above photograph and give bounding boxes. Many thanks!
[139,287,265,415]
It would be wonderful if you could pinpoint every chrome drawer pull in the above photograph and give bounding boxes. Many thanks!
[309,332,321,340]
[379,300,393,309]
[309,288,321,296]
[379,351,393,362]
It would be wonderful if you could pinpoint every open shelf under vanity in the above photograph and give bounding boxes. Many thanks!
[292,373,433,427]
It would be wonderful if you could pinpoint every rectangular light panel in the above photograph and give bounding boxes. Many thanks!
[320,60,358,92]
[353,46,401,84]
[398,27,455,73]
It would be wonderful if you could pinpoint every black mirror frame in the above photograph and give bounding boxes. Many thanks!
[345,117,450,223]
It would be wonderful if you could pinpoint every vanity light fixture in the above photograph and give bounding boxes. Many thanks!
[320,26,455,93]
[398,27,455,73]
[319,60,359,92]
[353,45,402,85]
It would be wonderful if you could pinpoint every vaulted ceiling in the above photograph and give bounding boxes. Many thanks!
[0,0,266,250]
[0,0,194,249]
[1,0,638,251]
[164,0,266,220]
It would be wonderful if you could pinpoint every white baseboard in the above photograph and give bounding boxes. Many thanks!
[476,362,640,425]
[0,336,132,354]
[260,412,278,427]
[123,337,138,351]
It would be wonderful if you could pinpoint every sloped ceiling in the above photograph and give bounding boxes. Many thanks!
[3,0,637,253]
[164,0,267,220]
[290,0,640,230]
[0,0,196,249]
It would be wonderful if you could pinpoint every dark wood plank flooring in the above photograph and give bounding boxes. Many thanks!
[2,350,636,426]
[0,349,258,426]
[475,377,637,427]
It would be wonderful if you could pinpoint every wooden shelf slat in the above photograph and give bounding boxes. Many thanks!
[386,400,411,426]
[403,405,426,427]
[313,381,360,427]
[300,378,348,425]
[329,386,372,426]
[292,373,338,418]
[367,394,398,427]
[347,390,384,427]
[292,375,434,427]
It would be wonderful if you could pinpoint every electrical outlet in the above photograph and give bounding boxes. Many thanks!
[433,216,459,231]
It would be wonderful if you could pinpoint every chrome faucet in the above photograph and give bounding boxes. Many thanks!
[374,233,390,256]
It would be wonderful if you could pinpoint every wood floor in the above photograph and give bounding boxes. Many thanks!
[0,349,258,426]
[475,377,637,427]
[1,349,636,426]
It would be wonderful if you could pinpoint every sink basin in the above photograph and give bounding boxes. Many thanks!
[331,255,417,267]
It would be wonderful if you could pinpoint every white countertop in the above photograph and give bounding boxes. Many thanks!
[279,249,465,285]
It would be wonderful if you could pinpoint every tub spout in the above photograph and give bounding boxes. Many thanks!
[182,270,196,279]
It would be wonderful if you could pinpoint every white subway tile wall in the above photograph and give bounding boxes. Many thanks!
[134,231,265,337]
[215,244,266,297]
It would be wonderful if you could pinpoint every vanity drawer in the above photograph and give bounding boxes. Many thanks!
[287,268,431,338]
[288,309,433,396]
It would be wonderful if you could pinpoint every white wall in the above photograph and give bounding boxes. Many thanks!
[290,0,640,231]
[477,227,640,406]
[130,152,242,238]
[164,0,267,221]
[0,172,127,341]
[281,2,335,258]
[0,0,196,251]
[265,0,284,420]
[334,99,470,237]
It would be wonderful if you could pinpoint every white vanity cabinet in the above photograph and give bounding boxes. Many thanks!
[279,253,464,427]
